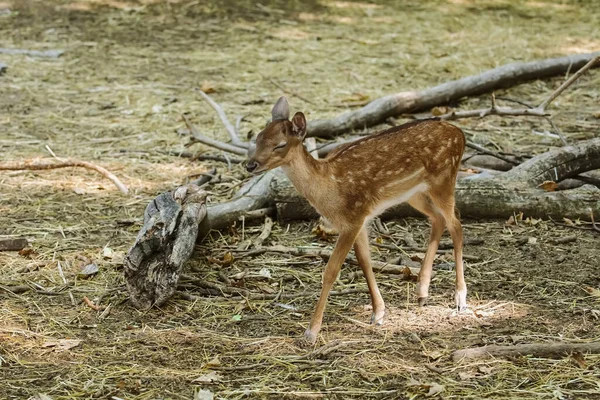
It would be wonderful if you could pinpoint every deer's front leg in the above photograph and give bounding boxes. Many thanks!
[305,228,360,344]
[354,226,385,325]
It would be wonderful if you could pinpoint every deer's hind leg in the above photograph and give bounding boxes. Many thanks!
[407,193,446,306]
[354,226,385,325]
[427,187,467,311]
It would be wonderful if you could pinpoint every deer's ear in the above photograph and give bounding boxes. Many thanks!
[291,112,307,140]
[271,96,290,121]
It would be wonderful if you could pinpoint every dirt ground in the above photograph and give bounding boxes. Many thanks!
[1,0,600,399]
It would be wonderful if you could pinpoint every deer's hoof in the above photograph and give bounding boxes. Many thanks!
[297,329,317,347]
[417,296,428,307]
[455,289,467,311]
[370,310,385,326]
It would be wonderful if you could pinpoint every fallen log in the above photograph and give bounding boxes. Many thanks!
[452,341,600,362]
[197,169,280,238]
[124,184,207,309]
[307,52,600,138]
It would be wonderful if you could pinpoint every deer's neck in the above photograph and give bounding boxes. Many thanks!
[281,146,328,204]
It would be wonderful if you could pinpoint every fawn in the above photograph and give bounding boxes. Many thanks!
[246,97,467,343]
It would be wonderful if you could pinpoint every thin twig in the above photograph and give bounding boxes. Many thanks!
[254,216,273,247]
[538,56,600,110]
[181,114,247,156]
[590,210,600,233]
[465,142,519,165]
[197,90,248,148]
[263,75,315,105]
[0,158,128,194]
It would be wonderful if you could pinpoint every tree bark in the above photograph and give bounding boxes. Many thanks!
[306,52,600,138]
[124,185,207,309]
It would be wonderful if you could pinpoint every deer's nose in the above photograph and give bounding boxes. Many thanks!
[246,160,259,173]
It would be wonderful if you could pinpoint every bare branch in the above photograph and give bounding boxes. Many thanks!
[439,56,600,146]
[197,90,248,148]
[0,158,128,194]
[538,55,600,111]
[307,52,600,138]
[181,114,247,156]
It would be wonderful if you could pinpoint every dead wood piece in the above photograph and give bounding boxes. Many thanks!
[124,184,207,309]
[306,52,600,138]
[553,235,577,244]
[182,114,247,156]
[0,158,128,194]
[253,216,273,247]
[197,90,248,148]
[452,341,600,362]
[0,48,64,58]
[0,237,28,252]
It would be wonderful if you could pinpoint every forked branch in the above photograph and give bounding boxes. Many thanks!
[0,158,128,194]
[181,114,247,156]
[439,56,600,142]
[197,90,248,148]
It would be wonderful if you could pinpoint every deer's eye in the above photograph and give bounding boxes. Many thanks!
[273,142,287,151]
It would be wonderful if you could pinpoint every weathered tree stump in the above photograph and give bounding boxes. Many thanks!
[124,184,207,309]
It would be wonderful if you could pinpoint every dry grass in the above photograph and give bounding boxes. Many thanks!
[1,0,600,399]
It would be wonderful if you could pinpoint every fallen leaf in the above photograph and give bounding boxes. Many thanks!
[102,246,114,259]
[426,350,444,361]
[563,217,575,226]
[571,351,587,368]
[426,382,445,396]
[592,111,600,119]
[42,339,82,351]
[524,217,540,226]
[192,371,223,384]
[207,252,234,266]
[78,263,99,278]
[204,356,221,368]
[458,371,477,381]
[539,180,559,192]
[29,394,53,400]
[583,286,600,298]
[231,314,242,322]
[431,106,452,116]
[257,268,272,279]
[200,81,216,94]
[195,389,214,400]
[474,309,494,318]
[18,248,35,257]
[73,187,86,195]
[478,365,493,375]
[527,237,537,245]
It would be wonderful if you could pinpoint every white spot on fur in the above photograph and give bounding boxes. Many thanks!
[355,201,363,207]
